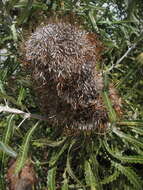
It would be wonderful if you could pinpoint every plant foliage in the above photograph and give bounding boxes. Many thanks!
[0,0,143,189]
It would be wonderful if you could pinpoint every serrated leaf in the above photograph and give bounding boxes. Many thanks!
[112,128,143,148]
[49,141,69,166]
[67,155,85,189]
[119,155,143,163]
[113,163,142,190]
[47,167,56,190]
[100,170,120,185]
[33,137,67,147]
[117,120,143,127]
[3,115,15,145]
[102,91,117,123]
[15,121,39,174]
[132,128,143,135]
[103,139,143,163]
[84,160,100,190]
[2,115,15,164]
[66,139,85,189]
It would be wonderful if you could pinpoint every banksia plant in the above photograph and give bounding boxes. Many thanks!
[1,1,143,190]
[23,16,122,132]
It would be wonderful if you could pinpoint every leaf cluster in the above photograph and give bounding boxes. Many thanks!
[0,0,143,190]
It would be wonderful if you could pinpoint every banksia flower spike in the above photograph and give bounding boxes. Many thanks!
[23,17,122,133]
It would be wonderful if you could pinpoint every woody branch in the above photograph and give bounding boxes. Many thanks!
[0,105,53,121]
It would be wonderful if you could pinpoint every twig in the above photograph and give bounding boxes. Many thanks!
[0,105,54,121]
[116,43,137,65]
[106,30,143,72]
[107,43,137,72]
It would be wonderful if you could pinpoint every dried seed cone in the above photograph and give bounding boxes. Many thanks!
[24,20,109,131]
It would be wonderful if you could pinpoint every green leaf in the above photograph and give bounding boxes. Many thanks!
[117,120,143,127]
[103,139,143,164]
[32,137,67,147]
[0,91,25,109]
[3,115,15,145]
[112,128,143,149]
[0,80,6,93]
[119,155,143,164]
[127,0,139,23]
[17,87,26,105]
[100,170,120,185]
[137,52,143,65]
[1,115,15,164]
[66,139,85,189]
[47,167,56,190]
[17,0,33,25]
[49,141,69,166]
[61,178,69,190]
[10,23,18,42]
[132,128,143,135]
[67,154,85,189]
[62,168,69,190]
[84,160,100,190]
[103,41,119,48]
[15,121,39,174]
[117,120,143,135]
[102,91,117,123]
[113,163,142,190]
[0,141,17,158]
[89,9,99,32]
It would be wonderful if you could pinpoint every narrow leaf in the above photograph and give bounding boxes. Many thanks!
[112,128,143,148]
[49,141,69,166]
[103,139,143,164]
[15,121,39,174]
[100,170,120,185]
[66,139,85,189]
[0,141,17,158]
[117,120,143,127]
[11,23,18,42]
[102,91,117,122]
[61,178,69,190]
[17,87,26,105]
[113,163,142,190]
[84,160,99,190]
[0,91,25,109]
[47,167,56,190]
[89,9,99,32]
[33,137,67,147]
[67,155,85,189]
[3,115,15,144]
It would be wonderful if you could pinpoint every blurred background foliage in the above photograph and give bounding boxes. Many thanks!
[0,0,143,190]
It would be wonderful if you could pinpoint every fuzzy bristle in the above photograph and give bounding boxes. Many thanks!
[24,20,109,132]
